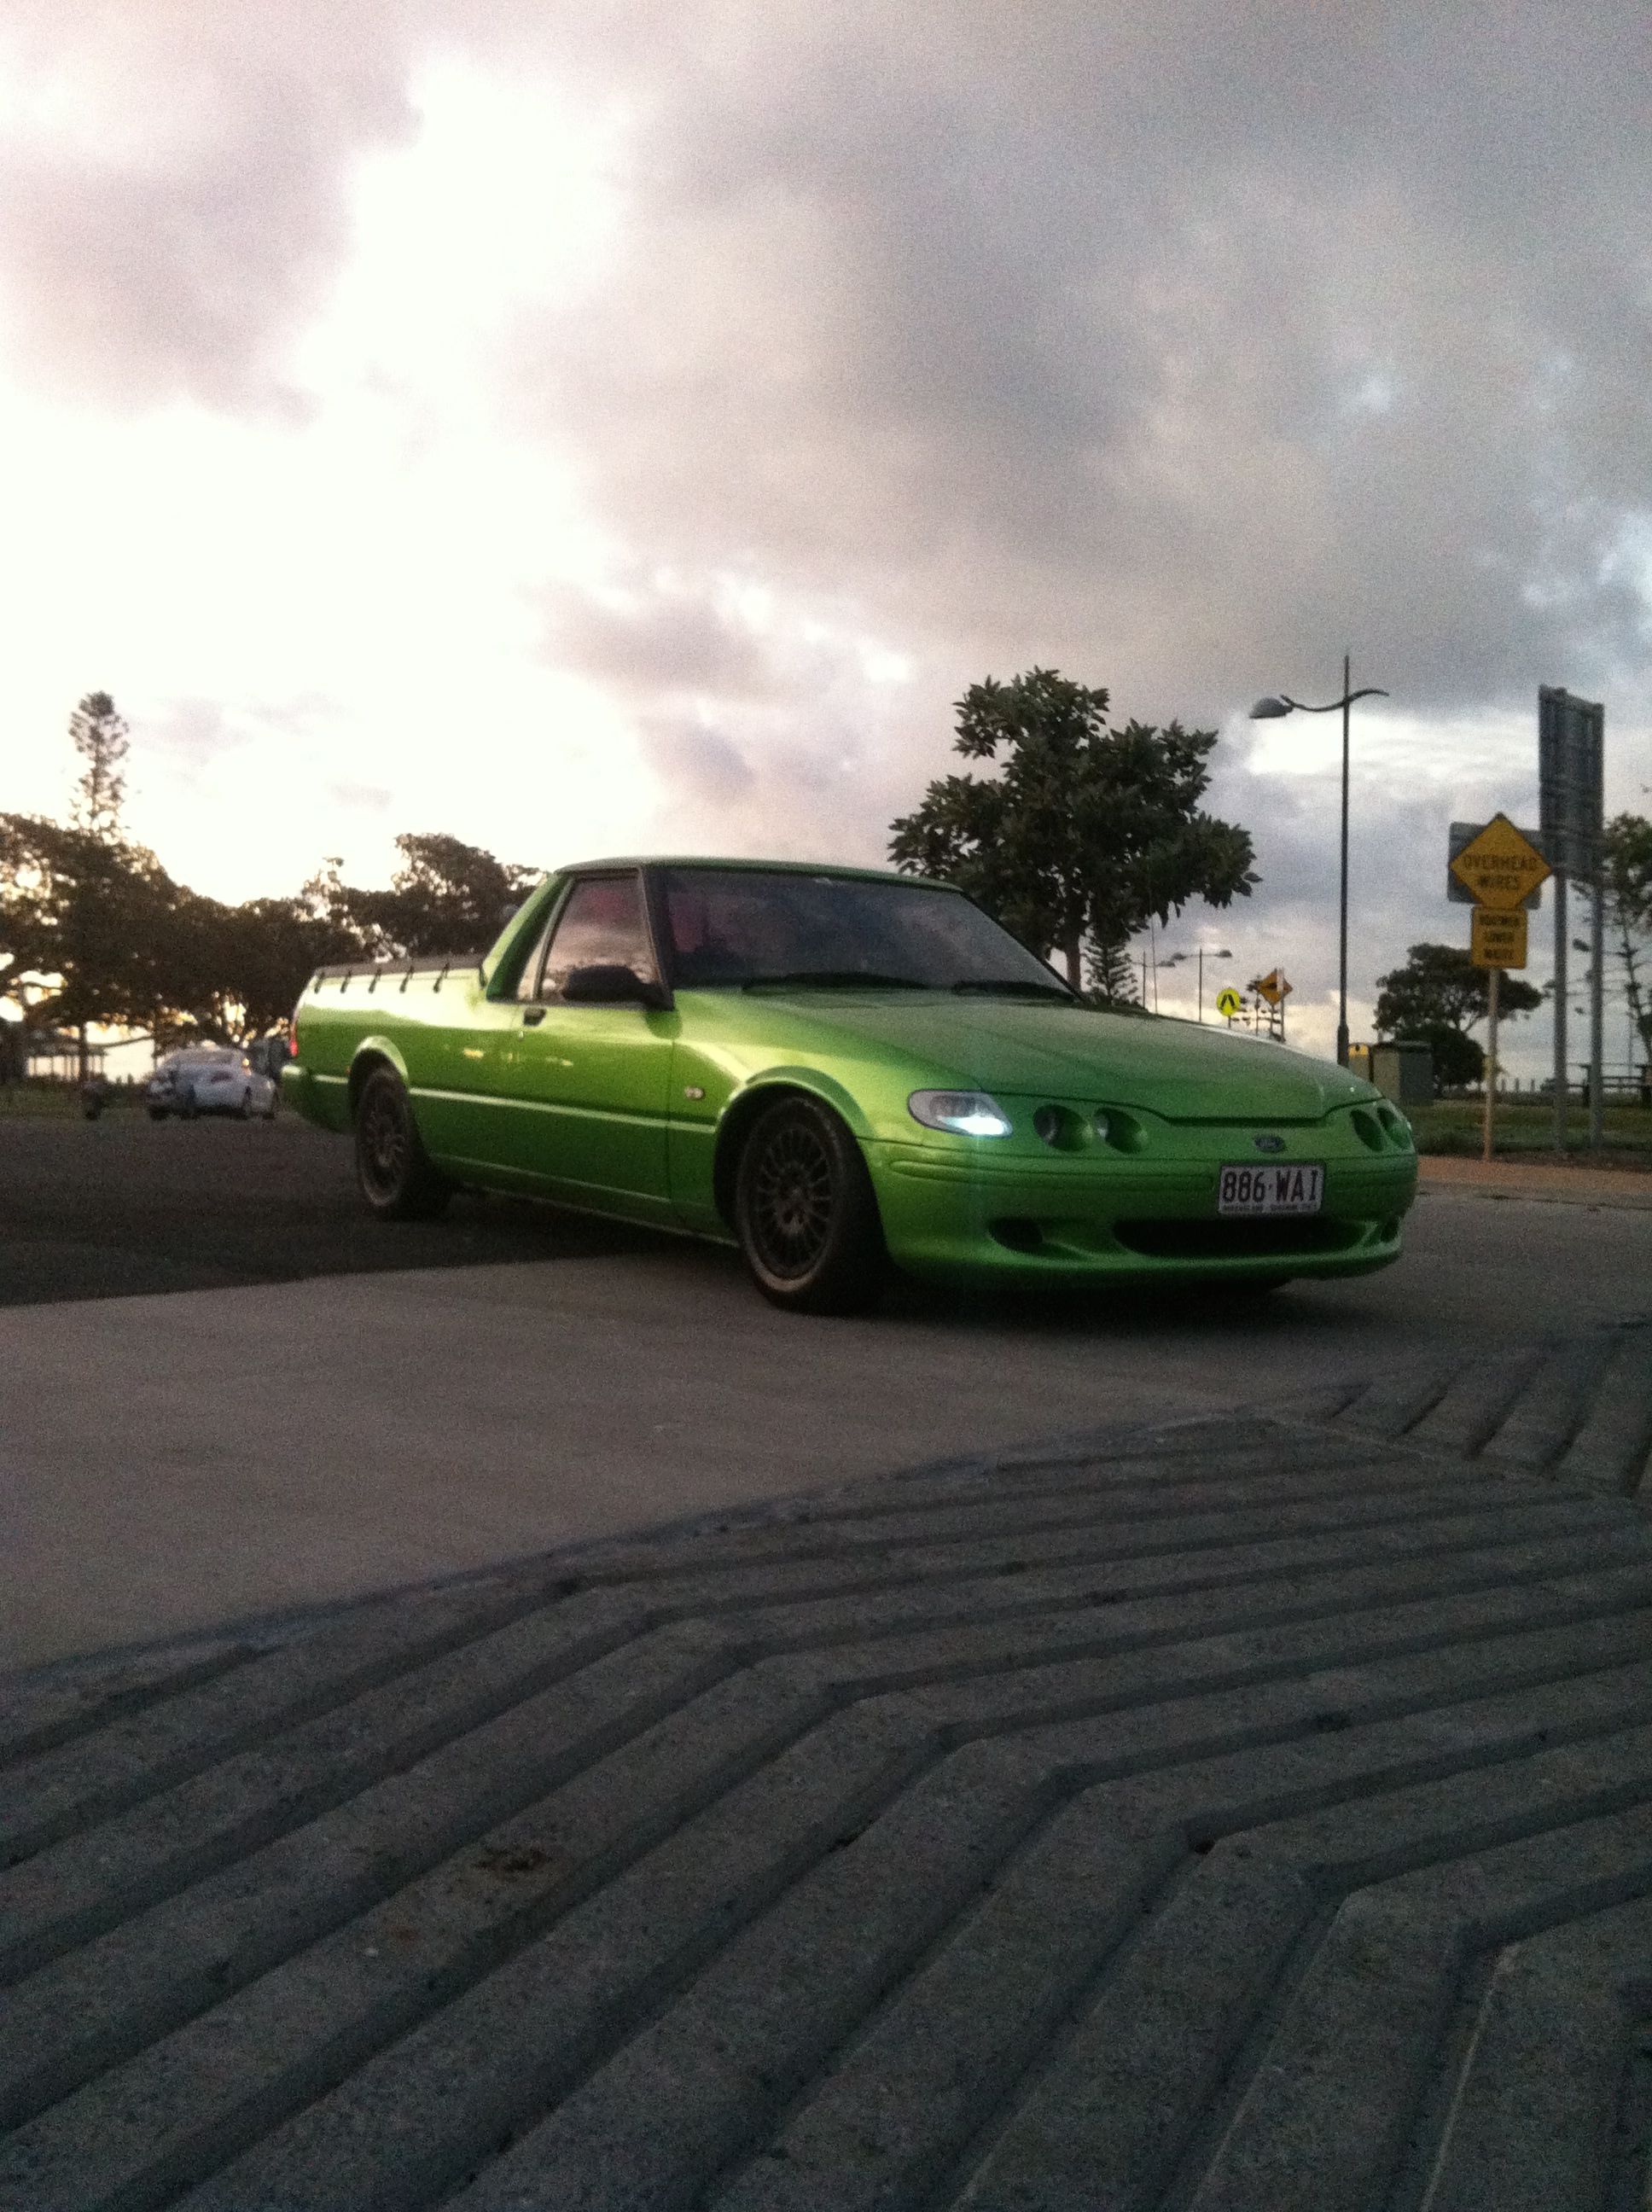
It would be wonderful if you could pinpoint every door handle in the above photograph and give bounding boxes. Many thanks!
[522,1007,546,1027]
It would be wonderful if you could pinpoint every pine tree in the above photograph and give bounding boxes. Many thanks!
[68,692,129,841]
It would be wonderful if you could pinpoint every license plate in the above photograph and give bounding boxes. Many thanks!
[1217,1163,1323,1215]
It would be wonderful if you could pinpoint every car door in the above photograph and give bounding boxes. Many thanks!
[502,870,678,1220]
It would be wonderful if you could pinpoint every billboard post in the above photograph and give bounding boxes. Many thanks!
[1539,687,1604,1152]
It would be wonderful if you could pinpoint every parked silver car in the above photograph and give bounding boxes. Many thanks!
[145,1047,279,1121]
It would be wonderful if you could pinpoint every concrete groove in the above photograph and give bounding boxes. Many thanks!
[1302,1322,1652,1499]
[1476,1336,1620,1475]
[5,1338,1652,2209]
[1405,1346,1552,1459]
[1557,1331,1652,1497]
[0,1644,260,1773]
[0,1592,652,1982]
[1413,1892,1652,2211]
[9,1537,1645,2166]
[1338,1361,1463,1442]
[0,1574,628,1874]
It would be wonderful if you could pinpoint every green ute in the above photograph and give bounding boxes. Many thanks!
[285,856,1417,1313]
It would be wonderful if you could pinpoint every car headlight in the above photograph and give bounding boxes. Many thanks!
[908,1090,1013,1138]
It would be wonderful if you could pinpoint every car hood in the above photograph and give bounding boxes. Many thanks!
[760,993,1370,1121]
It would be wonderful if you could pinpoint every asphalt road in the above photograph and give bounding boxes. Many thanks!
[0,1109,642,1306]
[5,1108,1652,1330]
[3,1111,1651,1668]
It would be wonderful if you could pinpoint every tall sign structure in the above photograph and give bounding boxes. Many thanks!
[1450,816,1549,1162]
[1539,687,1605,1151]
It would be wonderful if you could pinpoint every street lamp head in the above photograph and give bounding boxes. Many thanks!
[1248,696,1293,720]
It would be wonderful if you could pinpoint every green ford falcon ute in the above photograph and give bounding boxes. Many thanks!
[285,857,1417,1313]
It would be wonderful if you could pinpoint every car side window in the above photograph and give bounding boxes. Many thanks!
[536,875,657,1000]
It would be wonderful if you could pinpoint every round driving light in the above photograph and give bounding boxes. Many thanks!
[1091,1109,1110,1143]
[1033,1105,1063,1146]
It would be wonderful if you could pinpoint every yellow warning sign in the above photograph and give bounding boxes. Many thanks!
[1449,813,1550,912]
[1252,969,1291,1008]
[1215,987,1242,1019]
[1471,906,1527,969]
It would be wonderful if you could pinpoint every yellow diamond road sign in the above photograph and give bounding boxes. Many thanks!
[1450,812,1550,912]
[1215,986,1242,1019]
[1252,969,1291,1008]
[1471,906,1527,969]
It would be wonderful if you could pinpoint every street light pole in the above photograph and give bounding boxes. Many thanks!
[1339,650,1352,1069]
[1249,662,1389,1068]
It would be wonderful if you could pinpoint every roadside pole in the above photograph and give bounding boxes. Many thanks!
[1591,876,1606,1150]
[1539,686,1604,1155]
[1482,963,1500,1164]
[1553,870,1568,1154]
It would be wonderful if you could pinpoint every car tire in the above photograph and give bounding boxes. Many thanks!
[733,1094,886,1314]
[264,1094,278,1120]
[180,1095,197,1121]
[354,1067,451,1221]
[238,1089,253,1119]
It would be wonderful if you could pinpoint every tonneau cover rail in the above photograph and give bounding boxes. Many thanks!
[309,952,485,990]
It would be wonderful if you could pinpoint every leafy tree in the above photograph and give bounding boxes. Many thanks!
[311,833,539,959]
[1374,940,1542,1094]
[215,895,363,1037]
[1602,812,1652,1073]
[888,667,1257,987]
[67,692,130,840]
[0,814,181,1064]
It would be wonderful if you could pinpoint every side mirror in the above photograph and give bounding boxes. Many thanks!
[561,963,668,1010]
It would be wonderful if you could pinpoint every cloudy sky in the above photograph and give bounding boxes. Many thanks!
[3,1,1649,1063]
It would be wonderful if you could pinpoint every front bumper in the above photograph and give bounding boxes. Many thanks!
[866,1126,1417,1284]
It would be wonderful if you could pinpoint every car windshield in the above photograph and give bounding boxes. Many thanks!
[658,868,1073,996]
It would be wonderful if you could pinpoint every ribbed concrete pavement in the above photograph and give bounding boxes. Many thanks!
[3,1321,1649,2210]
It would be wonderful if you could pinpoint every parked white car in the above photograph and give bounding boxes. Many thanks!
[145,1048,279,1121]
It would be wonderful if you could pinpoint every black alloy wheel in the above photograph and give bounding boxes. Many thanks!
[353,1066,452,1221]
[733,1095,886,1314]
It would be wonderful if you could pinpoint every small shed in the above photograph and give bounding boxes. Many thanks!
[1370,1040,1434,1108]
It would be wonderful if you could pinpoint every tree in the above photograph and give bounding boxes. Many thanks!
[67,692,130,840]
[216,896,361,1037]
[1084,937,1141,1008]
[0,814,182,1061]
[1602,812,1652,1074]
[887,668,1257,987]
[312,833,539,959]
[1373,940,1542,1094]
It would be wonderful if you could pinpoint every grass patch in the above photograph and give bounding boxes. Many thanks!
[1409,1098,1652,1163]
[0,1082,145,1117]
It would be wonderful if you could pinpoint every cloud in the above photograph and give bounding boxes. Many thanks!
[507,2,1652,724]
[546,581,775,700]
[0,2,416,410]
[1,0,1647,1068]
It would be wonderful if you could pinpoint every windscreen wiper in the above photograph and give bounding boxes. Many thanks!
[950,978,1076,1001]
[741,970,931,991]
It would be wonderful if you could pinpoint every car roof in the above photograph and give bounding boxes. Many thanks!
[558,857,959,891]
